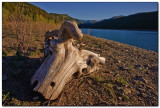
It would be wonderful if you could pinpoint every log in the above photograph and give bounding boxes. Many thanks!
[31,21,105,100]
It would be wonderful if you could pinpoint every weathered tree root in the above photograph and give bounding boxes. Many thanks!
[31,21,105,100]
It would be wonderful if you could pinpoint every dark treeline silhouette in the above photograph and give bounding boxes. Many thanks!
[79,11,158,30]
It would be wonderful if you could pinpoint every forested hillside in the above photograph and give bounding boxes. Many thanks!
[2,2,78,24]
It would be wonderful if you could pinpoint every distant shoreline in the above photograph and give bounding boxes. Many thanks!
[80,27,158,32]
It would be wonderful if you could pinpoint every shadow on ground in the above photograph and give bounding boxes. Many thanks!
[2,55,50,105]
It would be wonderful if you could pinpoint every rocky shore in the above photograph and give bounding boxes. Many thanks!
[2,35,158,106]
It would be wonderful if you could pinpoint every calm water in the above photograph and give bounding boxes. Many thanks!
[81,28,158,52]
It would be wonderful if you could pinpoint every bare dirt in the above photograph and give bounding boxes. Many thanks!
[2,32,158,106]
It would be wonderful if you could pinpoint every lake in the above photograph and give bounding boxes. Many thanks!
[81,28,158,52]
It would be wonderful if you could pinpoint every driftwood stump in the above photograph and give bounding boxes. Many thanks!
[31,21,105,100]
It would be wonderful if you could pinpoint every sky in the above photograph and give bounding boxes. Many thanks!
[30,2,158,20]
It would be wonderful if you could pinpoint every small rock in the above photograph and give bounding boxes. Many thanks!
[134,65,142,68]
[119,66,128,70]
[77,44,80,47]
[117,87,123,90]
[81,43,86,46]
[145,67,149,70]
[2,74,7,80]
[104,71,113,74]
[123,88,131,95]
[141,93,146,97]
[137,87,145,93]
[109,71,113,74]
[118,97,122,101]
[135,75,148,84]
[114,73,119,77]
[133,80,139,84]
[33,96,39,101]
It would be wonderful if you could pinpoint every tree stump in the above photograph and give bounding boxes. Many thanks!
[31,21,105,100]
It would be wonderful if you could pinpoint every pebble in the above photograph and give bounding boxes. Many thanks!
[33,96,39,101]
[81,43,86,46]
[105,71,113,74]
[114,73,120,77]
[137,87,145,93]
[141,93,146,97]
[135,75,148,84]
[119,66,128,70]
[118,97,122,101]
[134,65,142,68]
[123,88,131,95]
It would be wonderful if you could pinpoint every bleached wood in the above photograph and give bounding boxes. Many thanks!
[31,21,105,100]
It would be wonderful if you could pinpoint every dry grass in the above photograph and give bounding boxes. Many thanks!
[2,21,60,57]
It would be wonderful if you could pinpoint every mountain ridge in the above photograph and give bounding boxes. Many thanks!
[78,11,158,30]
[2,2,158,30]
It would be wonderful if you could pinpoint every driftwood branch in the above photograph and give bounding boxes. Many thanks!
[31,21,105,100]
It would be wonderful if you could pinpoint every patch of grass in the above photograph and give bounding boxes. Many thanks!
[105,48,109,51]
[139,67,145,72]
[130,99,134,104]
[2,51,15,57]
[2,91,10,104]
[3,90,23,106]
[117,76,128,85]
[107,83,114,88]
[90,75,106,83]
[137,50,140,54]
[122,95,129,101]
[127,66,134,72]
[11,97,21,106]
[2,51,9,57]
[39,48,44,53]
[99,44,105,48]
[90,75,116,85]
[29,49,43,56]
[139,81,145,85]
[90,43,96,48]
[21,102,30,106]
[36,50,42,54]
[29,51,37,56]
[105,83,115,97]
[109,98,114,103]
